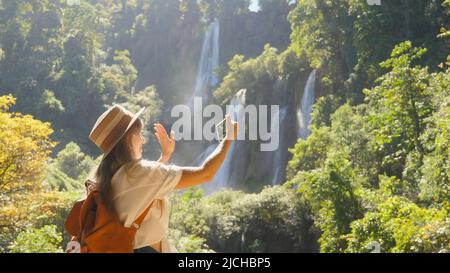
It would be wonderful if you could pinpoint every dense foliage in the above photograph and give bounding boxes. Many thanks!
[169,186,318,253]
[0,0,448,252]
[287,43,449,252]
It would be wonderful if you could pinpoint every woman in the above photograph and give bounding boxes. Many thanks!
[88,104,237,253]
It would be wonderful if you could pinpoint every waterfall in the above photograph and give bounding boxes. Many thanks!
[173,19,220,167]
[200,89,247,194]
[297,70,316,139]
[271,106,289,185]
[264,77,292,186]
[186,19,230,194]
[192,144,217,166]
[189,19,220,106]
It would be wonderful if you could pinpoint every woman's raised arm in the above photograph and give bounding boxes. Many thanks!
[175,115,238,189]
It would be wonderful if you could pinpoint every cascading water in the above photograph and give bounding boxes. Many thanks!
[173,19,220,166]
[189,19,220,106]
[297,70,316,139]
[271,106,289,185]
[179,21,317,191]
[183,19,250,194]
[267,77,291,185]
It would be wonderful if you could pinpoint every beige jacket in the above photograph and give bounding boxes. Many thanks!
[111,159,182,252]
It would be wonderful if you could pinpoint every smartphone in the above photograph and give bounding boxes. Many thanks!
[215,118,227,141]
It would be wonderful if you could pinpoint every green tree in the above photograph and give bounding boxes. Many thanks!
[330,104,380,186]
[289,151,363,252]
[214,45,281,105]
[364,42,434,187]
[169,186,317,253]
[0,0,64,119]
[418,57,450,205]
[346,196,449,253]
[287,126,332,179]
[0,94,55,198]
[0,94,56,250]
[8,225,63,253]
[349,0,449,90]
[53,142,94,181]
[289,0,356,99]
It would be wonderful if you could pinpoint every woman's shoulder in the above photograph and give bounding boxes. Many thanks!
[124,159,180,175]
[121,159,154,176]
[125,159,156,170]
[125,159,176,172]
[136,159,159,168]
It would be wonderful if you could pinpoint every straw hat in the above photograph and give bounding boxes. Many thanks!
[89,105,145,157]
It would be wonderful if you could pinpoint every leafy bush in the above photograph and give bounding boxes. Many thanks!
[53,142,94,182]
[169,186,318,253]
[346,198,449,253]
[8,225,63,253]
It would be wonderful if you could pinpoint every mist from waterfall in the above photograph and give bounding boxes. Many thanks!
[297,70,316,139]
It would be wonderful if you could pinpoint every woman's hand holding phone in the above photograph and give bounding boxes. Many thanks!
[225,114,239,141]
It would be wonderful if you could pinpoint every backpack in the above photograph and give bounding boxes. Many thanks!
[65,180,153,253]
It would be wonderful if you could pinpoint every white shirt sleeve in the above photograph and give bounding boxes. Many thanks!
[129,159,183,198]
[146,161,183,199]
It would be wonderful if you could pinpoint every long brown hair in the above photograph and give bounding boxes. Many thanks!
[95,118,143,212]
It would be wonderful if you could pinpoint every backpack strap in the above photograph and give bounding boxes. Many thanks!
[130,200,156,230]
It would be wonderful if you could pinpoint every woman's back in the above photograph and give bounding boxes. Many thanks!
[111,159,182,251]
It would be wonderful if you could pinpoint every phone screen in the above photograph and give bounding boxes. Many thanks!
[215,118,227,141]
